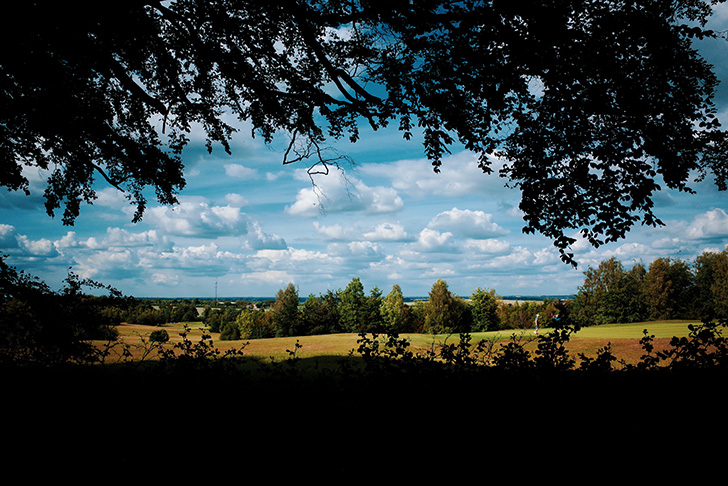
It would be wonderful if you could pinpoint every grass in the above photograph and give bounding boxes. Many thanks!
[104,319,702,366]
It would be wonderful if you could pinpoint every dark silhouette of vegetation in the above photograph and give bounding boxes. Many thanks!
[3,1,727,263]
[3,255,726,476]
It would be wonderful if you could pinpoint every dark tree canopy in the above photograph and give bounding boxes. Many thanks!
[3,1,727,264]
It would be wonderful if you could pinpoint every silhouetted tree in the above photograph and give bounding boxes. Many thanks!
[3,2,726,262]
[0,256,122,364]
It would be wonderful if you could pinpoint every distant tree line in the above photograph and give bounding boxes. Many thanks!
[210,277,566,341]
[570,249,728,327]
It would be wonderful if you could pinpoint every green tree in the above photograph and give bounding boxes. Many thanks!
[693,249,728,321]
[497,301,540,331]
[572,257,627,326]
[643,257,694,320]
[339,277,368,333]
[235,308,274,340]
[709,251,728,320]
[424,280,472,334]
[203,306,240,333]
[170,301,200,323]
[572,258,650,326]
[4,2,727,263]
[380,284,409,333]
[270,283,301,337]
[364,286,385,333]
[0,257,121,364]
[614,263,649,323]
[300,290,341,336]
[470,287,501,332]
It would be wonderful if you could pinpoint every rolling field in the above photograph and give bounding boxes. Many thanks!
[104,319,702,367]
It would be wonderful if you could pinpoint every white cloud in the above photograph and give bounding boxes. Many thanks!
[480,247,533,269]
[224,164,259,179]
[363,222,411,241]
[249,247,343,269]
[243,270,294,285]
[224,193,249,207]
[327,241,383,258]
[286,171,403,216]
[463,238,511,254]
[313,222,355,240]
[73,249,136,279]
[102,228,170,248]
[0,224,19,248]
[415,228,454,251]
[427,207,507,238]
[144,198,249,237]
[685,208,728,239]
[151,272,180,286]
[362,151,509,199]
[17,235,57,257]
[245,222,287,250]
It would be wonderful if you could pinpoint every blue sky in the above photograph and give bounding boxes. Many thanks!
[3,7,728,299]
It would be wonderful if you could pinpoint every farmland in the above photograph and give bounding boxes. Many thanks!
[103,319,699,367]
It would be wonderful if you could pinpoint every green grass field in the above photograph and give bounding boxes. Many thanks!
[107,319,702,366]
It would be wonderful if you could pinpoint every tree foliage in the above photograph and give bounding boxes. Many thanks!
[338,277,368,332]
[424,279,472,334]
[0,255,122,365]
[470,287,501,332]
[572,250,728,326]
[300,290,342,336]
[380,284,411,333]
[3,1,727,261]
[270,282,300,337]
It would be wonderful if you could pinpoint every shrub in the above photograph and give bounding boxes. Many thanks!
[149,329,170,343]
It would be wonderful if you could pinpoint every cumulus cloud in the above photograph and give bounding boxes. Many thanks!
[17,235,58,257]
[427,207,507,238]
[102,228,170,248]
[245,222,287,250]
[0,224,19,248]
[144,197,249,237]
[313,222,356,240]
[243,270,295,285]
[463,238,511,254]
[361,151,509,199]
[363,222,411,241]
[146,243,246,276]
[249,247,343,270]
[224,193,249,207]
[73,249,136,279]
[327,241,383,258]
[224,164,259,179]
[480,246,533,269]
[286,171,403,216]
[415,228,454,251]
[685,208,728,239]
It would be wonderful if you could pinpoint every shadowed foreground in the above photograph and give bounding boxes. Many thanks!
[4,353,725,481]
